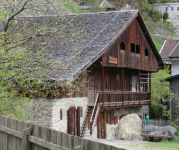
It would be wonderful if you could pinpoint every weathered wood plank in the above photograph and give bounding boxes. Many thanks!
[109,56,117,64]
[28,136,72,150]
[22,127,32,150]
[0,124,22,138]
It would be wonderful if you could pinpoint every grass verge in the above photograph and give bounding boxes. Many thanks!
[153,40,163,52]
[145,138,179,149]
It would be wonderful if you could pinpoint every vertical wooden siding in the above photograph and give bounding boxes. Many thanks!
[102,18,159,72]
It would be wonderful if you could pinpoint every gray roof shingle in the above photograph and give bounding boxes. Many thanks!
[20,11,141,83]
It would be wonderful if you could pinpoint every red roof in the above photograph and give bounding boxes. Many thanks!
[160,40,179,60]
[169,43,179,58]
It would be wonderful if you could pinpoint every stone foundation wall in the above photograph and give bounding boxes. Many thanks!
[106,124,118,140]
[51,97,88,132]
[27,97,88,132]
[106,106,149,140]
[115,106,149,118]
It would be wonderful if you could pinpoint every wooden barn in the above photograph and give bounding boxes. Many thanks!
[25,10,163,139]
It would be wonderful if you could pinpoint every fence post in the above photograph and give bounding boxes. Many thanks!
[22,127,32,150]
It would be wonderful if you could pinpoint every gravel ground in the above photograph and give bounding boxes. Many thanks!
[85,138,177,150]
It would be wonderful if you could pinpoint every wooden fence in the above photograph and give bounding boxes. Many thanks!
[0,115,124,150]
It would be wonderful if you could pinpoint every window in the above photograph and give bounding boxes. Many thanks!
[171,7,174,11]
[177,7,179,11]
[145,48,148,57]
[106,76,109,91]
[159,6,162,12]
[120,42,125,50]
[136,45,140,54]
[165,7,168,11]
[131,43,135,53]
[60,109,63,120]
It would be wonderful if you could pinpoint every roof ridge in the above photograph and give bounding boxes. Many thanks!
[16,10,139,18]
[159,40,166,54]
[169,42,179,57]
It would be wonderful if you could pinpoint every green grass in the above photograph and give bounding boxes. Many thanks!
[60,0,90,13]
[153,40,163,52]
[151,35,164,52]
[145,138,179,149]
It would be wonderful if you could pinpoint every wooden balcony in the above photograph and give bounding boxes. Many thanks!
[90,91,151,135]
[98,91,151,109]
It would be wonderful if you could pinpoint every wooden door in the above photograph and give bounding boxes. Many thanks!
[68,107,75,135]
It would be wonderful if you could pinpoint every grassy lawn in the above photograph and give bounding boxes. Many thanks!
[59,0,90,13]
[151,35,164,52]
[145,138,179,149]
[153,40,163,52]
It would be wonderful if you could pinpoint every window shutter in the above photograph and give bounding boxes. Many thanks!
[110,110,114,124]
[80,107,83,117]
[60,109,63,120]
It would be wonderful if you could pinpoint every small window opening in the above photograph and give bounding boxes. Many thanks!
[131,43,135,53]
[136,45,140,54]
[145,48,148,56]
[120,42,125,50]
[106,76,109,91]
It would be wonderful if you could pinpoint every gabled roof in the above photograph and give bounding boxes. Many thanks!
[169,43,179,58]
[20,11,163,83]
[160,40,179,60]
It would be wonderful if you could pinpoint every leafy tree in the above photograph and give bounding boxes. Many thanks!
[163,11,169,20]
[152,10,162,21]
[150,66,171,119]
[151,66,170,102]
[0,0,86,119]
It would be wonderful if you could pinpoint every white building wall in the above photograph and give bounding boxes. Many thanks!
[171,61,179,76]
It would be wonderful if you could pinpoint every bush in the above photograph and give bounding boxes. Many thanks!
[163,11,169,20]
[152,10,162,21]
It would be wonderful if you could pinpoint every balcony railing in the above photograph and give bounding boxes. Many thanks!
[90,91,151,135]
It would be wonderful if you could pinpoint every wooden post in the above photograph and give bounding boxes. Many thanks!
[121,68,124,91]
[149,72,151,101]
[109,94,111,109]
[77,107,80,136]
[110,110,114,124]
[138,70,141,92]
[104,111,107,139]
[22,127,32,150]
[101,67,104,109]
[97,112,101,139]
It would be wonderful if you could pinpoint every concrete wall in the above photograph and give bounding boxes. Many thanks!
[171,61,179,76]
[154,3,179,19]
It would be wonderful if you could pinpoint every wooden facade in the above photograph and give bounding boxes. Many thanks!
[65,17,162,138]
[102,19,158,71]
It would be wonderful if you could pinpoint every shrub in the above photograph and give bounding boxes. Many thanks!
[163,11,169,20]
[152,10,162,21]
